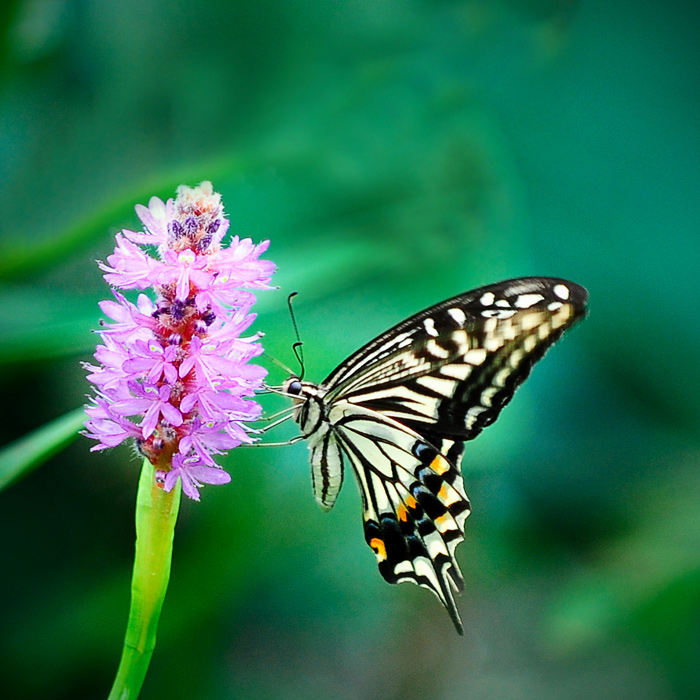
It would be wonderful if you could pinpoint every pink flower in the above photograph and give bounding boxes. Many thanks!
[84,181,275,499]
[99,233,160,289]
[163,453,231,502]
[121,339,179,384]
[84,397,142,450]
[132,196,173,244]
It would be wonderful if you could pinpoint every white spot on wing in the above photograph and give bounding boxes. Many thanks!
[440,364,472,380]
[521,312,544,331]
[414,557,442,592]
[553,284,570,300]
[464,348,488,365]
[448,308,467,325]
[394,560,414,576]
[480,292,495,306]
[523,335,538,352]
[452,330,470,354]
[466,405,487,428]
[416,375,456,396]
[515,293,544,309]
[493,367,512,387]
[480,386,499,407]
[426,530,450,555]
[483,337,504,352]
[508,349,524,368]
[482,309,516,319]
[537,323,552,340]
[551,305,573,329]
[425,339,450,358]
[423,318,438,337]
[441,439,455,453]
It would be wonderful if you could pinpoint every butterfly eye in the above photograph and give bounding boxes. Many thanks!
[286,379,303,396]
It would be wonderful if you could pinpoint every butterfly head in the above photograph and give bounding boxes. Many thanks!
[283,376,304,398]
[282,375,328,435]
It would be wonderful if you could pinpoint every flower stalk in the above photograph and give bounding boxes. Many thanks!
[108,458,181,700]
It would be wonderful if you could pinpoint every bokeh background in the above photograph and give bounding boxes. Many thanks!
[1,1,699,699]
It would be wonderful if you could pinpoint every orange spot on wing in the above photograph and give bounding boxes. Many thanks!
[405,494,418,510]
[397,504,408,522]
[430,455,450,475]
[437,482,460,508]
[435,512,453,529]
[370,537,387,561]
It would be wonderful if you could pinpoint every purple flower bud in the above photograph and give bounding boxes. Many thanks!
[183,216,198,235]
[201,310,216,326]
[171,300,186,320]
[168,220,185,240]
[197,233,213,252]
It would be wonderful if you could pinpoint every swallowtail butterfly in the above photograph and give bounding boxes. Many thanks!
[280,277,588,633]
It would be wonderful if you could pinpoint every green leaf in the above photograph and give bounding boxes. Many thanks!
[0,406,86,491]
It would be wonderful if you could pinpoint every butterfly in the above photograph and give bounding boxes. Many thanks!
[276,277,588,633]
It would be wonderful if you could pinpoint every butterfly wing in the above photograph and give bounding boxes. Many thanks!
[327,402,470,633]
[324,277,588,443]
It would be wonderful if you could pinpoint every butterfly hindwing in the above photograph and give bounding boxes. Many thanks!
[327,403,470,633]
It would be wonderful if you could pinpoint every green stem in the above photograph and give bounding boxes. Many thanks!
[108,458,181,700]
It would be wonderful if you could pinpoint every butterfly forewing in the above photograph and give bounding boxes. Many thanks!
[325,277,587,442]
[287,277,588,634]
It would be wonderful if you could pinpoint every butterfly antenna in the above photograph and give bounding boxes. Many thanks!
[288,292,306,380]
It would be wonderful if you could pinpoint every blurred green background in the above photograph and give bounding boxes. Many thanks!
[1,1,699,698]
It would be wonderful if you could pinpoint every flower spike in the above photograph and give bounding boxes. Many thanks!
[84,181,275,498]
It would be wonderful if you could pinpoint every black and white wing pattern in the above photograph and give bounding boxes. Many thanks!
[283,277,588,633]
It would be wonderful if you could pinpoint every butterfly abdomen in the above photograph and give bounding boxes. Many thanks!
[285,379,346,510]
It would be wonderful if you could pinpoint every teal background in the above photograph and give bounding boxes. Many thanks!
[1,1,699,699]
